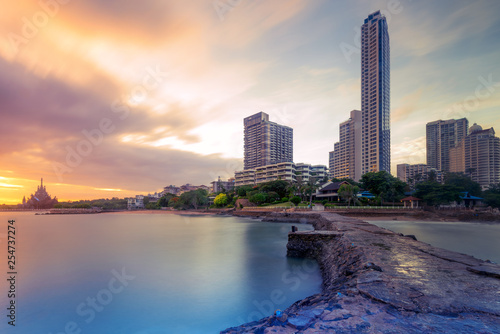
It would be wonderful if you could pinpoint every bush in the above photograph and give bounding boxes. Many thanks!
[322,200,328,206]
[250,192,268,205]
[281,197,289,203]
[214,193,228,207]
[227,204,234,208]
[267,191,280,203]
[290,196,301,206]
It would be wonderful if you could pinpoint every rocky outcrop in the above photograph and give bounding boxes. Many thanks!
[222,212,500,333]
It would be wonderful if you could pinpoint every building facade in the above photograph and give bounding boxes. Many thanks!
[331,110,362,181]
[426,118,468,172]
[211,177,235,193]
[127,195,144,210]
[328,150,336,179]
[464,124,500,189]
[243,112,293,170]
[449,140,465,173]
[361,11,391,175]
[397,163,443,187]
[235,163,327,187]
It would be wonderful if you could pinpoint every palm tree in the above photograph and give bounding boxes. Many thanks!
[305,173,321,207]
[338,184,360,208]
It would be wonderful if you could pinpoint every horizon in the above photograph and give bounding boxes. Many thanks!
[1,0,500,204]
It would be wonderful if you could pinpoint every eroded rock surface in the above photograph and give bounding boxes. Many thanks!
[222,212,500,333]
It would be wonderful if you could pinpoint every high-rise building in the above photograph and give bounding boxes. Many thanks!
[361,11,391,175]
[331,110,362,180]
[464,124,500,189]
[449,140,465,173]
[328,150,335,179]
[243,112,293,170]
[426,118,468,172]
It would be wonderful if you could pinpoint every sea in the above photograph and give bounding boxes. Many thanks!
[1,213,499,333]
[0,212,321,334]
[370,220,500,264]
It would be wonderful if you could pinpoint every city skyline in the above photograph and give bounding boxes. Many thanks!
[1,1,500,204]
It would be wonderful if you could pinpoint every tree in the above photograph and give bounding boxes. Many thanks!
[444,173,482,196]
[146,202,159,210]
[158,193,175,207]
[305,174,321,206]
[267,191,280,203]
[484,184,500,208]
[236,185,254,197]
[361,171,407,204]
[415,181,461,207]
[249,192,267,205]
[168,197,179,207]
[338,184,360,207]
[291,172,306,200]
[290,196,301,206]
[214,193,228,207]
[260,180,289,199]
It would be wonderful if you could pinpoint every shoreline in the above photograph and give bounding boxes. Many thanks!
[223,211,500,333]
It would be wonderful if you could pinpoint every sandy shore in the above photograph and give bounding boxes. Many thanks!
[101,209,222,216]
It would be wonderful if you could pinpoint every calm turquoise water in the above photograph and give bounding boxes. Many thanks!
[371,220,500,263]
[0,212,322,334]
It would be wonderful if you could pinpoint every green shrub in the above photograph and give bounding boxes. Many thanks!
[290,196,301,206]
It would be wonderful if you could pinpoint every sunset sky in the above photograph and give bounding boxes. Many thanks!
[1,0,500,204]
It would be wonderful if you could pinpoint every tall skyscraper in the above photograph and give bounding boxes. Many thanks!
[464,124,500,190]
[361,11,390,175]
[426,118,468,172]
[243,112,293,170]
[331,110,362,181]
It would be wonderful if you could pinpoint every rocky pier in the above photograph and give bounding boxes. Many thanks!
[222,212,500,333]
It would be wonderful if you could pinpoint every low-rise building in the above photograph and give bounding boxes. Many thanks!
[397,163,443,187]
[211,178,235,193]
[235,162,328,187]
[162,185,180,196]
[127,195,144,210]
[314,181,351,202]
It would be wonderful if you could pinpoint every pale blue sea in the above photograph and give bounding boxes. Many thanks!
[0,212,322,334]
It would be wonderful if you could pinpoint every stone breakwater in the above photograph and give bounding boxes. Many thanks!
[222,211,500,333]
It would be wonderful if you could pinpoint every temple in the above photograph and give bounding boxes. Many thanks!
[22,178,58,209]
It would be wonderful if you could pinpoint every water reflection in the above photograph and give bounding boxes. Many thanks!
[0,212,321,333]
[371,220,500,263]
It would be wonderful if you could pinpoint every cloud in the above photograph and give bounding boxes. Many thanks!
[391,88,424,123]
[392,135,427,169]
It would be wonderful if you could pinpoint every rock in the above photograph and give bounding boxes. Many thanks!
[222,211,500,333]
[288,315,313,330]
[467,264,500,279]
[405,234,418,241]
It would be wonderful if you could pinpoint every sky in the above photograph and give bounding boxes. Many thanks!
[1,0,500,204]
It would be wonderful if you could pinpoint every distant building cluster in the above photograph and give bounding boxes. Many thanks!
[397,119,500,190]
[127,184,211,210]
[235,11,390,186]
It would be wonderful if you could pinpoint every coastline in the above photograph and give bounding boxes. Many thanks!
[222,211,500,333]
